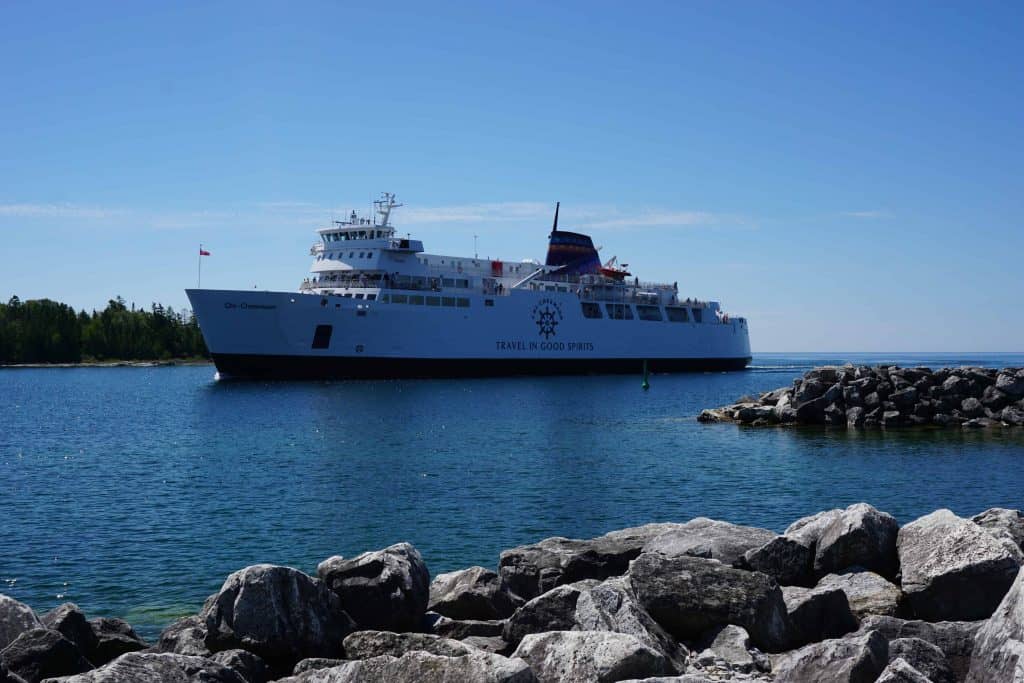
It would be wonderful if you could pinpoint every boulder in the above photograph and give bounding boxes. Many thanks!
[40,604,97,658]
[0,628,92,682]
[897,509,1021,621]
[972,507,1024,553]
[499,523,683,601]
[891,387,919,410]
[744,535,816,587]
[628,553,789,652]
[814,503,900,579]
[428,567,518,620]
[276,651,535,682]
[155,616,210,657]
[995,371,1024,398]
[980,386,1011,411]
[846,406,866,428]
[796,396,828,423]
[41,652,246,682]
[877,658,933,683]
[503,581,595,647]
[317,543,429,633]
[693,624,761,674]
[773,630,888,683]
[888,637,954,683]
[341,630,475,659]
[641,518,775,566]
[428,615,506,640]
[782,585,859,649]
[0,595,42,651]
[858,615,982,681]
[966,567,1024,682]
[87,618,148,666]
[291,658,345,675]
[817,571,904,619]
[513,631,672,683]
[209,649,269,683]
[1001,406,1024,426]
[202,564,354,674]
[795,379,826,404]
[960,398,984,418]
[460,636,513,656]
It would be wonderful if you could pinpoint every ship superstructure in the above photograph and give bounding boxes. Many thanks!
[187,193,751,378]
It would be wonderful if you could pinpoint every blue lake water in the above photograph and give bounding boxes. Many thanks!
[2,352,1024,639]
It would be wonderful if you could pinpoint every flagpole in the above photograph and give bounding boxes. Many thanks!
[198,244,202,289]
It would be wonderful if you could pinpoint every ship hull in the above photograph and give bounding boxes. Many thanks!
[187,288,751,380]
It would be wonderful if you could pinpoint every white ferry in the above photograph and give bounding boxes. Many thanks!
[186,194,751,379]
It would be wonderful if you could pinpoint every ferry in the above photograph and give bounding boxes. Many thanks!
[186,193,751,379]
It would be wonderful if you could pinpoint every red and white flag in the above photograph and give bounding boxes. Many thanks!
[199,248,211,256]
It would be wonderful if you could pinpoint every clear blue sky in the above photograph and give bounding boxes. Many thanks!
[2,2,1021,351]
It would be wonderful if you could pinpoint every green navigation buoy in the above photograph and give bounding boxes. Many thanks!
[642,360,650,390]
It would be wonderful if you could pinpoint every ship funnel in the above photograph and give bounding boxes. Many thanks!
[545,203,601,275]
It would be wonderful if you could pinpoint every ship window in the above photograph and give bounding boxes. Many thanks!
[367,252,373,258]
[365,294,376,301]
[359,252,365,258]
[666,306,689,322]
[356,309,367,317]
[457,298,470,308]
[349,252,355,258]
[354,293,365,299]
[581,302,602,319]
[409,295,424,305]
[442,278,455,287]
[391,294,407,304]
[637,305,662,321]
[484,299,494,307]
[692,308,703,323]
[426,296,440,306]
[311,325,333,349]
[442,296,456,306]
[457,278,469,288]
[545,286,556,292]
[605,303,634,320]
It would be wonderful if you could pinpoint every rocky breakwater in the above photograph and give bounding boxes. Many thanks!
[4,506,1024,681]
[699,365,1024,429]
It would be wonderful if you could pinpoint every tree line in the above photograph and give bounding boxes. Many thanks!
[0,296,208,364]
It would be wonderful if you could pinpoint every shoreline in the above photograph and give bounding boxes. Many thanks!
[0,359,212,369]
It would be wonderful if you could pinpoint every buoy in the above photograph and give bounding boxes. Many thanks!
[642,360,650,390]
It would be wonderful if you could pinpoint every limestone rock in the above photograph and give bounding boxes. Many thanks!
[514,631,672,683]
[87,618,148,666]
[877,658,933,683]
[429,615,506,640]
[972,507,1024,553]
[629,553,789,652]
[317,543,429,633]
[209,649,269,683]
[858,615,982,681]
[202,564,354,674]
[897,509,1021,620]
[291,658,345,675]
[276,651,535,682]
[744,535,816,587]
[782,585,859,649]
[888,637,954,683]
[428,566,518,620]
[155,616,210,657]
[42,652,247,682]
[773,629,888,683]
[0,595,43,652]
[460,636,513,656]
[1,628,92,682]
[817,570,904,619]
[694,624,760,674]
[814,503,899,579]
[503,582,594,647]
[995,371,1024,398]
[342,630,475,659]
[40,604,97,658]
[499,523,683,601]
[966,567,1024,682]
[641,518,775,567]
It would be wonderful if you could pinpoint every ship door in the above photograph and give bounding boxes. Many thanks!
[311,324,333,349]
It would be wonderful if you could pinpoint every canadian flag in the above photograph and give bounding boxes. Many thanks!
[199,248,211,256]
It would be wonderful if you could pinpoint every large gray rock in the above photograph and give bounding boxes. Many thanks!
[202,564,354,674]
[43,652,247,682]
[995,371,1024,398]
[429,615,506,640]
[40,604,97,658]
[428,567,518,620]
[342,630,475,659]
[0,595,42,652]
[814,503,899,579]
[573,577,687,672]
[87,618,148,666]
[209,649,269,683]
[782,585,860,649]
[773,630,889,683]
[877,658,933,683]
[817,570,904,619]
[275,651,535,682]
[628,553,789,652]
[966,567,1024,682]
[858,615,982,682]
[693,624,763,674]
[503,582,595,647]
[291,658,345,675]
[972,508,1024,554]
[641,518,775,567]
[888,637,954,683]
[514,631,672,683]
[897,509,1021,621]
[155,616,210,657]
[317,543,429,632]
[1,628,92,682]
[499,523,683,601]
[744,535,816,587]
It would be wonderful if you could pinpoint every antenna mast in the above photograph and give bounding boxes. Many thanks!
[374,192,402,229]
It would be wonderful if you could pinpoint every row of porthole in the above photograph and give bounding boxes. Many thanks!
[317,251,375,261]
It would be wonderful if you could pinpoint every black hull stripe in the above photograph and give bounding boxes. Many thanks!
[210,354,751,379]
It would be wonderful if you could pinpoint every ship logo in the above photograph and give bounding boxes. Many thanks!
[532,298,563,339]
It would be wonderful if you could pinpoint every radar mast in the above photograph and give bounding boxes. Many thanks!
[374,193,402,228]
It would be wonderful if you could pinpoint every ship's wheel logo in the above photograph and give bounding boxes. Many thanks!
[532,298,563,339]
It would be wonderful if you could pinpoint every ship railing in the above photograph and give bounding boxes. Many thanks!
[310,243,324,255]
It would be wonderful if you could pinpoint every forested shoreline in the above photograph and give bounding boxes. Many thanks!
[0,296,208,364]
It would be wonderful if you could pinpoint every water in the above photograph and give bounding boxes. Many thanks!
[2,352,1024,639]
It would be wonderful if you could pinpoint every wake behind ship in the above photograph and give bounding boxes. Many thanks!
[186,194,751,379]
